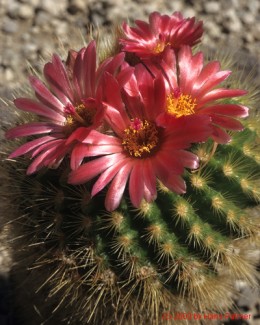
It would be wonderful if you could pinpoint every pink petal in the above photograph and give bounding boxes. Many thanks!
[116,66,135,87]
[44,54,74,103]
[154,150,185,174]
[104,104,130,137]
[96,52,125,80]
[8,136,56,158]
[149,75,167,119]
[14,98,65,122]
[5,123,61,139]
[68,153,125,184]
[198,89,247,106]
[129,162,144,208]
[177,150,199,169]
[105,162,133,211]
[211,126,231,144]
[66,127,91,145]
[162,115,212,145]
[80,129,122,146]
[29,76,64,112]
[211,115,244,131]
[27,145,60,174]
[179,47,203,93]
[102,73,125,112]
[92,158,131,197]
[72,48,86,100]
[165,174,186,194]
[70,142,123,170]
[196,70,232,96]
[192,61,221,92]
[142,159,157,202]
[200,104,249,118]
[70,143,88,170]
[82,40,96,98]
[31,138,65,158]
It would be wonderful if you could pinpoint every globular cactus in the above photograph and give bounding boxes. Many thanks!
[1,11,260,325]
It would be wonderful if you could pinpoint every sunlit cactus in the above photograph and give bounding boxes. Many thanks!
[1,10,259,325]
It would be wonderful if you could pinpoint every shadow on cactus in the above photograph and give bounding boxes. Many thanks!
[1,10,260,325]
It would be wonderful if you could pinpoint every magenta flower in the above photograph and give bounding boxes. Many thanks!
[154,46,249,143]
[68,65,211,211]
[5,41,132,174]
[120,11,203,59]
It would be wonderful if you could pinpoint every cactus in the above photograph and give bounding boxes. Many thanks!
[1,11,260,325]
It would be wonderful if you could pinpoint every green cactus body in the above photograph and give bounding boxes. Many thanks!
[1,119,259,325]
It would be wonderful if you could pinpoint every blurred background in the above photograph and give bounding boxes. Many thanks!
[0,0,260,324]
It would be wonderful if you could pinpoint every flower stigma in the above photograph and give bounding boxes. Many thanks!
[122,118,159,158]
[167,88,197,118]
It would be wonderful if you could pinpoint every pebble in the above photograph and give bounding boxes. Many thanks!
[0,0,260,92]
[204,1,220,14]
[39,0,67,16]
[2,17,18,34]
[18,4,34,19]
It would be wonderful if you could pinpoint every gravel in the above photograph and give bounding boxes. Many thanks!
[0,0,260,90]
[0,0,260,324]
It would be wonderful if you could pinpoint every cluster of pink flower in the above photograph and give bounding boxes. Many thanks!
[6,12,249,211]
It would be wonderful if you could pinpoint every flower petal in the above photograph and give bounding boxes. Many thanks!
[129,162,144,208]
[200,104,249,118]
[14,98,65,122]
[5,122,61,139]
[7,136,56,158]
[211,126,231,144]
[105,162,133,211]
[92,158,131,197]
[68,153,125,184]
[29,76,64,112]
[211,115,244,131]
[44,54,74,104]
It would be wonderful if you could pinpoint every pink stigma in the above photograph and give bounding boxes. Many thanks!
[130,118,143,131]
[64,103,76,115]
[173,87,181,99]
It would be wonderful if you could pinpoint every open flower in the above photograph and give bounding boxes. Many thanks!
[155,46,249,143]
[5,41,132,174]
[120,11,203,59]
[68,65,211,211]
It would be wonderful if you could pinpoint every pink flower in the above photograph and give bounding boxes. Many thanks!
[120,11,203,59]
[5,41,132,174]
[68,65,211,211]
[155,46,249,143]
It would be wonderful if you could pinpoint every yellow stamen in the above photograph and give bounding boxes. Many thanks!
[153,41,166,54]
[122,119,159,158]
[153,40,171,54]
[167,93,197,118]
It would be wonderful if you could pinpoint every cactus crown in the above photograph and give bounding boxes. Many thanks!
[1,10,260,325]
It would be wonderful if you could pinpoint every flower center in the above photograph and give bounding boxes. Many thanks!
[153,41,166,54]
[153,40,171,54]
[122,118,159,158]
[64,102,96,134]
[166,88,197,118]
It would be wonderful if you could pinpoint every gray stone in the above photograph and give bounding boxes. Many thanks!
[18,4,35,20]
[204,1,220,14]
[1,17,18,34]
[223,9,243,33]
[39,0,67,16]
